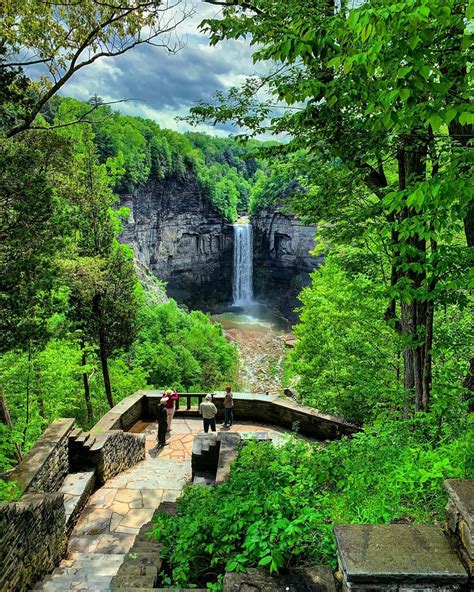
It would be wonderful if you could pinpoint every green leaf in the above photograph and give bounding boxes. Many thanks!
[428,114,443,132]
[444,108,457,125]
[459,112,474,126]
[258,555,272,566]
[400,88,411,102]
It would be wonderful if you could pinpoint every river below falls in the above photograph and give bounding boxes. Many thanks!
[212,302,293,393]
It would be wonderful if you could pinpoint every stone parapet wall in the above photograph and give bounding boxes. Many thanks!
[87,430,146,485]
[6,418,75,494]
[90,391,147,434]
[146,391,359,440]
[0,493,67,592]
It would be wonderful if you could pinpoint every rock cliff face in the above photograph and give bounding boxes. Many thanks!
[252,207,322,322]
[119,174,233,308]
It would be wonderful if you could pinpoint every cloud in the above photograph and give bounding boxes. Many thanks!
[53,2,262,137]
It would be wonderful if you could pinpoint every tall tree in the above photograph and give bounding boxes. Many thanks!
[67,127,138,408]
[0,131,72,352]
[193,0,473,411]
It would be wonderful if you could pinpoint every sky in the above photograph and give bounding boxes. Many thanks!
[57,2,263,137]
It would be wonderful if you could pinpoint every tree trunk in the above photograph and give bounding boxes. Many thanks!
[98,333,114,409]
[81,346,94,423]
[397,139,429,412]
[422,301,434,412]
[22,344,32,449]
[448,120,474,248]
[0,387,23,463]
[34,365,45,419]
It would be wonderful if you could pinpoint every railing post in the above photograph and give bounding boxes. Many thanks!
[187,395,191,410]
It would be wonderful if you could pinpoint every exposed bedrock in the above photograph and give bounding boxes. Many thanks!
[252,206,323,323]
[119,174,233,308]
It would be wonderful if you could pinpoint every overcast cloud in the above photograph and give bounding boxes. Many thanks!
[55,2,262,137]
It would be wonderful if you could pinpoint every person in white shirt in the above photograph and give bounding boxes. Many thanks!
[199,394,217,433]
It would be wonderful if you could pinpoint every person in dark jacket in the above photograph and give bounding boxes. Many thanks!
[156,397,169,447]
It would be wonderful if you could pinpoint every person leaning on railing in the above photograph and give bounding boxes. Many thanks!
[199,394,217,433]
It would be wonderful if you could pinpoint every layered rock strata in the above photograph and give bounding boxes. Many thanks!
[252,206,322,322]
[119,174,233,308]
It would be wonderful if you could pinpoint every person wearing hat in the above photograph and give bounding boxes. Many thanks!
[156,397,169,447]
[164,388,179,432]
[199,394,218,433]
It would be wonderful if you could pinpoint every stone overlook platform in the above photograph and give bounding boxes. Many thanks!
[0,390,471,592]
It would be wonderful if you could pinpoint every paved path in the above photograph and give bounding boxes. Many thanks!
[32,418,287,590]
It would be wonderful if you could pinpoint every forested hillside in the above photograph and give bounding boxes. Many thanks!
[43,97,261,221]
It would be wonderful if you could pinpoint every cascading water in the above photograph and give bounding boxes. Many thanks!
[233,223,253,306]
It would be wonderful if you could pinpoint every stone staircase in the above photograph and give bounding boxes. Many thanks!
[32,552,124,591]
[109,509,165,590]
[191,433,219,484]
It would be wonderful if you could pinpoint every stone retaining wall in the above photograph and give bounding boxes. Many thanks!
[0,493,67,592]
[5,418,75,494]
[87,430,146,485]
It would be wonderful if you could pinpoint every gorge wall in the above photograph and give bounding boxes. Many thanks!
[252,206,322,322]
[119,174,233,308]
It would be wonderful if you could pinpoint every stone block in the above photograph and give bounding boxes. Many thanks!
[0,492,67,591]
[444,479,474,577]
[223,566,336,591]
[334,524,468,590]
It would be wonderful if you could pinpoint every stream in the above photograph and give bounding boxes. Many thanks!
[212,302,292,393]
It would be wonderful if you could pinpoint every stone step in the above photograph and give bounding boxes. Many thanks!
[35,574,113,591]
[110,573,158,589]
[123,551,162,569]
[131,541,162,552]
[53,562,121,577]
[60,470,96,530]
[65,552,125,563]
[68,532,135,554]
[115,565,158,577]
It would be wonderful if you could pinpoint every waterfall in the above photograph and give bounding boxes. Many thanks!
[233,223,253,306]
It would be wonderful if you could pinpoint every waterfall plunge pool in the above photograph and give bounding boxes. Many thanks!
[211,302,291,393]
[212,302,289,332]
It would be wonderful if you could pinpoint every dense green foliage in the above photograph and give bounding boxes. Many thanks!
[153,412,472,589]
